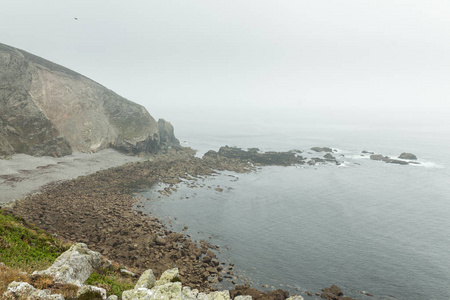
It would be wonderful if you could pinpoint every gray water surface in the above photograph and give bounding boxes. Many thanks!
[137,122,450,300]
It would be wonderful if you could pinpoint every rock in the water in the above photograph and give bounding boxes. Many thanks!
[205,146,304,166]
[398,152,417,160]
[311,147,333,153]
[323,153,335,160]
[32,243,101,286]
[369,154,386,161]
[361,150,374,154]
[0,42,178,158]
[370,154,409,165]
[320,284,356,300]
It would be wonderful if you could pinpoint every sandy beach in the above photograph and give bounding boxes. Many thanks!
[0,149,141,207]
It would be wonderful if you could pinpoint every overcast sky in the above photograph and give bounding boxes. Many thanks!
[1,1,449,130]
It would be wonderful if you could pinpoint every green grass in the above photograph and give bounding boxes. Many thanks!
[0,209,69,272]
[0,209,136,299]
[86,269,135,298]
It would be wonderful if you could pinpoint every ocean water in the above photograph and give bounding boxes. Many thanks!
[137,109,450,299]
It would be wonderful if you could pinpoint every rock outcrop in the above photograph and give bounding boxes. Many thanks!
[0,42,179,158]
[311,147,333,153]
[32,243,101,286]
[204,146,305,166]
[4,281,65,300]
[370,154,409,165]
[398,153,417,160]
[122,268,233,300]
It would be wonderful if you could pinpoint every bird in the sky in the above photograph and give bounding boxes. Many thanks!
[74,17,78,20]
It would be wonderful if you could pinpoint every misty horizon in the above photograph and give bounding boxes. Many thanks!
[1,0,449,135]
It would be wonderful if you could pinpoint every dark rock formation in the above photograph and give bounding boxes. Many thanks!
[157,119,180,151]
[230,285,289,300]
[398,152,417,160]
[370,154,409,165]
[323,153,335,160]
[0,42,177,158]
[311,147,333,153]
[361,150,374,154]
[204,146,305,166]
[321,285,355,300]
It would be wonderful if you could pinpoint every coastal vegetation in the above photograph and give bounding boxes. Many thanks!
[0,209,135,298]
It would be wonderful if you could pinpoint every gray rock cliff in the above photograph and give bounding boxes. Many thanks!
[0,42,178,158]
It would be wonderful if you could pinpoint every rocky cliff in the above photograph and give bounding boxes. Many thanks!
[0,42,179,158]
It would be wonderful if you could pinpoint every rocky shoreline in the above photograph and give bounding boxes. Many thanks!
[3,146,380,299]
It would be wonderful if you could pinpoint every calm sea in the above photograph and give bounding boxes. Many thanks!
[137,108,450,300]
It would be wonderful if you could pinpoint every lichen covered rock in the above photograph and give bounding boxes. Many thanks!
[4,281,64,300]
[32,243,101,286]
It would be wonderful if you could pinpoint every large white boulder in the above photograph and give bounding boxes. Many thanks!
[33,243,101,286]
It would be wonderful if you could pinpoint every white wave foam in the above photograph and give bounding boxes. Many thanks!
[410,161,443,169]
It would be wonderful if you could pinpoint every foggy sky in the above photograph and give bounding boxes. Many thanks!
[1,1,449,129]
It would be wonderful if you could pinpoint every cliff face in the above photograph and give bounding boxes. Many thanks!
[0,43,179,158]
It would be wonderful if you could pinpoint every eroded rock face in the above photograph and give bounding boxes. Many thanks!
[32,243,101,286]
[0,42,177,158]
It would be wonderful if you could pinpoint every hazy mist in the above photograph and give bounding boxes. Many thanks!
[2,1,449,136]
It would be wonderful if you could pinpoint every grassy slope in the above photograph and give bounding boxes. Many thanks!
[0,209,134,299]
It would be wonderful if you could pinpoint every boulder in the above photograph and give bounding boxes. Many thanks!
[154,268,181,286]
[287,296,304,300]
[33,243,101,286]
[398,153,417,160]
[77,285,107,300]
[369,154,386,161]
[4,281,64,300]
[122,282,186,300]
[135,269,156,289]
[206,291,231,300]
[234,296,252,300]
[320,284,354,300]
[323,153,335,160]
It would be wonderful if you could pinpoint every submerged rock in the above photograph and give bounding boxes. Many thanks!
[311,147,333,153]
